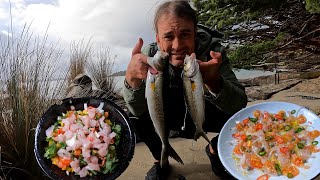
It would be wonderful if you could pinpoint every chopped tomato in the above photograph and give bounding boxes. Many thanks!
[240,134,247,140]
[264,160,276,174]
[275,136,284,144]
[57,128,64,135]
[292,155,304,167]
[233,144,242,155]
[282,133,293,143]
[232,132,242,138]
[257,174,269,180]
[255,123,263,131]
[242,118,249,124]
[308,130,320,139]
[297,114,307,124]
[280,147,289,153]
[236,123,244,130]
[275,114,283,120]
[56,157,71,170]
[306,145,320,153]
[282,165,300,177]
[60,157,72,166]
[250,154,263,169]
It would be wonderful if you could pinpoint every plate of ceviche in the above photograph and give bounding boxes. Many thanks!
[34,97,135,180]
[218,101,320,180]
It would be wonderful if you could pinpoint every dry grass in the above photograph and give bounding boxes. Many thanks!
[66,43,125,108]
[86,47,125,107]
[67,39,92,84]
[0,24,67,179]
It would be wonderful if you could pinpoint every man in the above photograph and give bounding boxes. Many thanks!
[123,1,247,179]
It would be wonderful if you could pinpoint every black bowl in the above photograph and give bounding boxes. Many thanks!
[34,97,135,180]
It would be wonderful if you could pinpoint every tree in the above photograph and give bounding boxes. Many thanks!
[193,0,320,71]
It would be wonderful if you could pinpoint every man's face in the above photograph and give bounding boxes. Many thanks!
[156,13,196,67]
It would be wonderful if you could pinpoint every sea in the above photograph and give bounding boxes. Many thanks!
[0,69,274,98]
[113,69,275,93]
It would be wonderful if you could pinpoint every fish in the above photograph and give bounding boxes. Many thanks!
[182,53,211,145]
[145,50,184,167]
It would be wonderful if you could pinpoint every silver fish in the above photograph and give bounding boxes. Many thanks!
[182,53,211,145]
[145,51,184,167]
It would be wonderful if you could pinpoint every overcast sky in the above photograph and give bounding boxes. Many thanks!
[0,0,165,71]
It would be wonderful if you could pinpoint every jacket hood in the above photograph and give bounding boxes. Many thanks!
[195,24,224,61]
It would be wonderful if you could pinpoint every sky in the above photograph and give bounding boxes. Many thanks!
[0,0,165,71]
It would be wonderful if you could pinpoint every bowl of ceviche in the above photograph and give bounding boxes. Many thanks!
[34,97,135,180]
[218,101,320,180]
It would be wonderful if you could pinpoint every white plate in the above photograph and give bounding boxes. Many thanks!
[218,101,320,180]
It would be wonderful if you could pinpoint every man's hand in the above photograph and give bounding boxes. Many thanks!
[125,38,149,89]
[198,51,222,93]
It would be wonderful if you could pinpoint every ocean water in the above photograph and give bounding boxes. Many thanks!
[0,69,274,99]
[113,69,275,92]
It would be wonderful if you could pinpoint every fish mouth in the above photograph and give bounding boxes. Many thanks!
[149,67,158,75]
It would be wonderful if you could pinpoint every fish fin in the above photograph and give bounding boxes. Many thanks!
[194,130,211,145]
[168,144,184,165]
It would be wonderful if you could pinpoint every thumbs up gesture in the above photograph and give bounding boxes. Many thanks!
[125,38,149,89]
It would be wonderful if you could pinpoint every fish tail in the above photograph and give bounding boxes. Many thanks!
[167,144,184,165]
[194,130,212,145]
[160,146,169,168]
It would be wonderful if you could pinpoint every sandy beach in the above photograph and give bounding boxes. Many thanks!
[117,75,320,180]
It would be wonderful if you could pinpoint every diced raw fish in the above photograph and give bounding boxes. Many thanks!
[89,156,99,164]
[109,132,116,139]
[98,143,109,157]
[57,149,72,159]
[78,168,89,177]
[45,125,54,138]
[53,134,66,142]
[86,163,100,171]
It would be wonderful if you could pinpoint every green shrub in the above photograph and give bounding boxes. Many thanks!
[228,32,286,68]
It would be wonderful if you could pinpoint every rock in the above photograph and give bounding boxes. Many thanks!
[66,73,93,98]
[245,79,302,101]
[247,76,320,115]
[239,73,300,87]
[290,76,320,94]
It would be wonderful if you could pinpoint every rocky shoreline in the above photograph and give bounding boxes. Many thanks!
[243,71,320,115]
